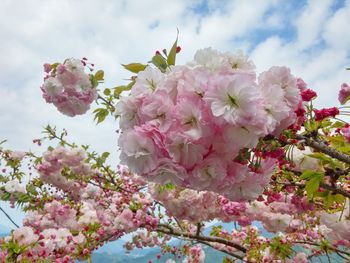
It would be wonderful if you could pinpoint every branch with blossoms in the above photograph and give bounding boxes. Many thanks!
[1,37,350,263]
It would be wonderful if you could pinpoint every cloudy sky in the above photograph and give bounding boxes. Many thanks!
[0,0,349,227]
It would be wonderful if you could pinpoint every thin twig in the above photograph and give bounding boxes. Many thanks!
[295,134,350,165]
[97,95,115,112]
[0,206,19,228]
[157,224,247,253]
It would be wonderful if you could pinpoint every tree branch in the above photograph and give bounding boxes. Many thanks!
[0,206,19,228]
[97,95,115,112]
[156,224,247,253]
[191,239,245,261]
[282,169,350,198]
[295,134,350,165]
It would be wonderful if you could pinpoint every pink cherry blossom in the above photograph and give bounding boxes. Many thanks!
[338,83,350,104]
[13,227,38,246]
[41,58,97,117]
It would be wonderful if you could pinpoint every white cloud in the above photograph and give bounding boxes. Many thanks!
[323,0,350,49]
[294,0,333,50]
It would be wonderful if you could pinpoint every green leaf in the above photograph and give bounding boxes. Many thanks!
[151,55,167,72]
[90,75,98,88]
[122,63,147,73]
[307,153,332,163]
[210,225,223,236]
[320,120,332,128]
[51,62,59,69]
[167,30,179,66]
[300,170,323,180]
[305,177,321,199]
[299,170,324,199]
[331,121,345,128]
[334,193,345,204]
[103,88,111,96]
[346,67,350,70]
[93,108,109,124]
[337,145,350,153]
[113,81,135,98]
[101,152,110,160]
[165,182,175,190]
[94,70,104,81]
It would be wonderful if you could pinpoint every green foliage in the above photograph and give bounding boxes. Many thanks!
[93,108,109,124]
[113,80,135,99]
[94,70,104,81]
[122,63,147,73]
[90,74,99,88]
[307,152,337,169]
[151,55,168,72]
[269,237,293,260]
[210,225,223,236]
[158,182,176,193]
[129,200,143,212]
[321,191,345,209]
[222,257,234,263]
[300,170,324,199]
[167,30,179,66]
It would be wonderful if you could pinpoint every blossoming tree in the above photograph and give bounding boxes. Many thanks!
[0,38,349,263]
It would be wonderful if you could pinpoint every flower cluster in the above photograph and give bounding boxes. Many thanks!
[117,48,303,201]
[41,58,97,117]
[313,107,339,121]
[37,146,93,192]
[0,147,158,262]
[149,183,223,223]
[182,245,205,263]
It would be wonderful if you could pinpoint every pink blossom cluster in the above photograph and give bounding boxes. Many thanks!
[37,146,93,192]
[13,188,157,261]
[0,148,159,262]
[262,249,308,263]
[182,245,205,263]
[149,182,318,234]
[313,107,339,121]
[149,183,260,225]
[338,83,350,104]
[124,230,171,251]
[149,183,224,223]
[318,202,350,245]
[41,58,97,117]
[117,48,303,201]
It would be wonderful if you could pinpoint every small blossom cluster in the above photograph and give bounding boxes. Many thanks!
[124,230,171,251]
[182,245,205,263]
[338,83,350,104]
[0,150,27,197]
[117,48,304,201]
[313,107,339,121]
[2,179,26,194]
[149,183,224,223]
[0,147,159,262]
[148,182,316,234]
[36,146,93,192]
[318,202,350,244]
[41,58,97,117]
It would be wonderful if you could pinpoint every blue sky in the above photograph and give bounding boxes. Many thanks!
[0,0,349,228]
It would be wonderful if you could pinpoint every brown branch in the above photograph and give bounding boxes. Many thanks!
[97,95,115,112]
[157,224,247,253]
[282,169,350,198]
[192,239,245,261]
[295,134,350,165]
[293,241,350,257]
[0,206,19,228]
[319,182,350,198]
